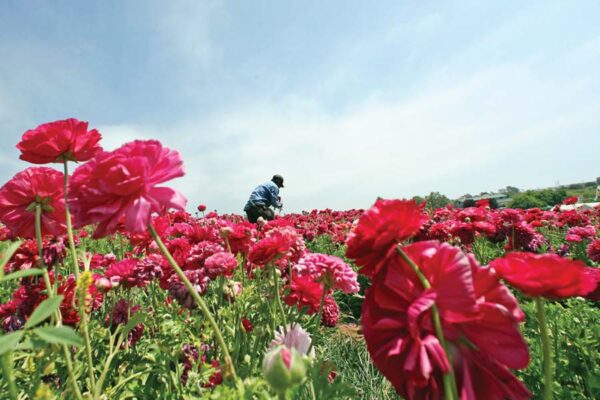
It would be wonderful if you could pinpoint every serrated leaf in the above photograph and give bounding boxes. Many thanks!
[0,240,23,279]
[33,326,83,347]
[24,295,64,329]
[1,268,44,282]
[0,331,25,355]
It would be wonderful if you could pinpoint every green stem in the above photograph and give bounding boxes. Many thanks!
[397,246,458,400]
[148,224,238,381]
[0,353,18,400]
[63,161,79,279]
[35,205,83,400]
[536,297,553,400]
[81,312,97,389]
[271,264,288,328]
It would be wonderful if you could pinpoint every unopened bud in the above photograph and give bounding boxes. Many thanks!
[262,345,306,393]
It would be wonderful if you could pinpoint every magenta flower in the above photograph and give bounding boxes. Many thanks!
[70,140,187,238]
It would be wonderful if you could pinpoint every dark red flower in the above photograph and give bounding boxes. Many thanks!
[197,204,207,212]
[17,118,102,164]
[588,239,600,263]
[0,167,66,238]
[321,296,340,327]
[346,199,427,278]
[490,252,597,299]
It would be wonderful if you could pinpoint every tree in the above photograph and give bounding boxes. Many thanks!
[509,193,546,209]
[499,186,520,196]
[412,195,425,205]
[423,192,451,210]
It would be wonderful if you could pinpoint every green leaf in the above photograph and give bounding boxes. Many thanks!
[1,268,44,282]
[0,240,23,279]
[33,326,83,347]
[123,312,145,337]
[0,331,25,355]
[24,295,64,329]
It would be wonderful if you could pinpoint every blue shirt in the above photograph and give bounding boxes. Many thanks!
[247,181,282,208]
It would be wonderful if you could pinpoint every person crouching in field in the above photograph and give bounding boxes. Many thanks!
[244,175,284,224]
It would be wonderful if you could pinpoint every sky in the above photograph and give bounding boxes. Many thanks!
[0,1,599,214]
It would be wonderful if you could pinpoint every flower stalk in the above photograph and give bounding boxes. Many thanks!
[148,223,238,381]
[63,160,80,279]
[35,204,83,400]
[535,297,554,400]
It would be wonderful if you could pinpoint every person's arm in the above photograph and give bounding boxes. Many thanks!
[268,185,282,208]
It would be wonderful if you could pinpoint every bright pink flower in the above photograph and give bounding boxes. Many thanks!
[0,167,66,238]
[69,140,187,238]
[294,253,359,294]
[490,252,597,299]
[204,251,238,278]
[346,199,427,278]
[17,118,102,164]
[562,196,578,205]
[566,225,596,243]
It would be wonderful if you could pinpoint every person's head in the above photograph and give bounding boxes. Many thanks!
[271,174,284,188]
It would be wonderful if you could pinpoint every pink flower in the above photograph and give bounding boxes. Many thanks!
[105,259,140,289]
[70,140,187,238]
[294,253,359,294]
[0,167,66,238]
[588,239,600,263]
[321,296,340,327]
[204,251,238,279]
[17,118,102,164]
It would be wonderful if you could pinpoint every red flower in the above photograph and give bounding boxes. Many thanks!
[0,167,66,238]
[242,317,254,332]
[490,252,597,299]
[105,259,140,289]
[361,241,529,399]
[69,140,187,238]
[321,296,339,327]
[346,199,427,278]
[17,118,102,164]
[248,232,294,266]
[588,239,600,263]
[284,273,324,314]
[562,196,578,205]
[197,204,207,212]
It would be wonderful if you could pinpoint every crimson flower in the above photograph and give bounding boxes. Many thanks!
[346,198,427,278]
[321,296,340,327]
[361,241,529,399]
[248,232,294,266]
[69,140,187,238]
[197,204,207,212]
[284,273,324,314]
[490,252,597,299]
[588,239,600,263]
[0,167,66,238]
[17,118,102,164]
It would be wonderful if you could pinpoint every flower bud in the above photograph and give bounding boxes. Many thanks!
[262,345,306,393]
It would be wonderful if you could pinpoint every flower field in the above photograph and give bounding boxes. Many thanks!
[0,120,599,399]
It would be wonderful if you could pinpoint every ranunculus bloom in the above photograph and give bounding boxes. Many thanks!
[69,140,187,238]
[17,118,103,164]
[490,252,597,299]
[284,273,324,314]
[105,258,140,289]
[248,232,294,266]
[197,204,207,212]
[294,253,359,294]
[204,251,238,279]
[346,198,427,278]
[361,240,529,399]
[0,167,67,238]
[562,196,578,205]
[588,239,600,263]
[321,296,340,327]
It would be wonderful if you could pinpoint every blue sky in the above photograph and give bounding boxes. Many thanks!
[1,1,599,213]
